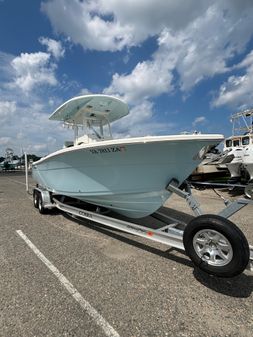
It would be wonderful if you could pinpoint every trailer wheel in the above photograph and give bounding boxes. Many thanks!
[33,190,39,209]
[38,193,47,214]
[183,215,249,277]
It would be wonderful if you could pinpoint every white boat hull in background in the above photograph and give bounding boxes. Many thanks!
[244,147,253,181]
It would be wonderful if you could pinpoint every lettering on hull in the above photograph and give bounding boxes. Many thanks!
[90,146,126,155]
[79,210,93,218]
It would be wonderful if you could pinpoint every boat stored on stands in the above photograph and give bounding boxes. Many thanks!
[222,108,253,183]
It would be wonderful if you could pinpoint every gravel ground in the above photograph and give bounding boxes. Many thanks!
[0,172,252,337]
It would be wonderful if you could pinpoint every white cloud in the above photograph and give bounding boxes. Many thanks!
[159,12,231,92]
[33,144,48,151]
[42,0,253,95]
[0,100,16,124]
[96,0,253,134]
[101,0,253,109]
[39,0,253,127]
[0,51,15,80]
[213,50,253,108]
[213,73,253,109]
[234,50,253,70]
[192,116,207,128]
[0,102,73,156]
[39,36,65,59]
[104,60,173,103]
[0,50,69,156]
[41,0,136,52]
[112,99,176,137]
[9,52,58,93]
[78,88,92,96]
[113,100,153,133]
[0,137,11,146]
[98,0,210,32]
[42,0,210,51]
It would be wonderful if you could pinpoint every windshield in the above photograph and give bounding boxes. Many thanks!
[87,120,112,140]
[225,139,232,147]
[242,136,250,145]
[233,139,240,147]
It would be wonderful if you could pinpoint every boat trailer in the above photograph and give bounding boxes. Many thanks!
[32,179,253,278]
[190,180,253,199]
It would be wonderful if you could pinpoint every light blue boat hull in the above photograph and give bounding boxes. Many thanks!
[32,138,218,218]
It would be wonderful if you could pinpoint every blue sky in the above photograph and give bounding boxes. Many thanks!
[1,0,253,156]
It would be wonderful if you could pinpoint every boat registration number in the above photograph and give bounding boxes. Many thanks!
[90,146,126,154]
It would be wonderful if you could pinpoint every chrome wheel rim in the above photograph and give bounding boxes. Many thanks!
[193,229,233,266]
[38,198,42,211]
[34,194,38,206]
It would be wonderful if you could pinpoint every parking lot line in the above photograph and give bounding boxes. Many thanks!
[16,230,120,337]
[7,178,27,186]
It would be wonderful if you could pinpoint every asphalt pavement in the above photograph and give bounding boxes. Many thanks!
[0,172,252,337]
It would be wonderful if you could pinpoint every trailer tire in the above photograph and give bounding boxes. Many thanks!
[33,190,39,209]
[183,215,249,277]
[38,193,47,214]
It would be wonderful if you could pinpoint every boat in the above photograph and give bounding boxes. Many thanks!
[32,94,224,218]
[221,109,253,183]
[190,145,230,181]
[244,144,253,181]
[0,148,20,171]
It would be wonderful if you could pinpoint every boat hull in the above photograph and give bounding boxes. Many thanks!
[32,136,222,218]
[244,163,253,180]
[243,148,253,180]
[227,162,242,178]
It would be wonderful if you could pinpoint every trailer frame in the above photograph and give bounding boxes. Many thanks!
[32,180,253,275]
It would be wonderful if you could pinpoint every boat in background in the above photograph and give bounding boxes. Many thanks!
[32,94,224,218]
[0,148,21,171]
[221,108,253,184]
[190,145,230,181]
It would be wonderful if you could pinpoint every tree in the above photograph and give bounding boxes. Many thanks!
[21,154,41,162]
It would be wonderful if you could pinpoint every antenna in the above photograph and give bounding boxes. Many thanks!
[230,108,253,135]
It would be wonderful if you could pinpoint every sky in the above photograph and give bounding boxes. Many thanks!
[1,0,253,156]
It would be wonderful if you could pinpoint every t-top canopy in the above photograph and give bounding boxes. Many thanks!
[49,94,129,125]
